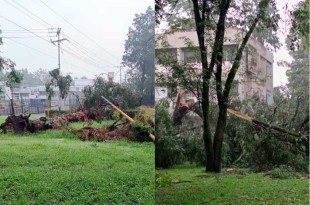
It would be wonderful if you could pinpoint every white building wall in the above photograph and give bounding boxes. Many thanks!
[156,29,274,104]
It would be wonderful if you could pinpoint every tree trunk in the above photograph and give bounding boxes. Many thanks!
[201,80,216,172]
[58,95,62,114]
[10,88,15,115]
[213,104,228,172]
[10,99,15,115]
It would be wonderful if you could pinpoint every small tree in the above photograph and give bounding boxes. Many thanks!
[45,81,54,117]
[49,68,72,113]
[6,63,23,115]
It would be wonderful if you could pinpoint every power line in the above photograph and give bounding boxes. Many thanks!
[1,4,118,72]
[0,15,55,46]
[62,41,116,69]
[63,36,116,67]
[0,14,115,70]
[1,36,52,38]
[62,32,117,67]
[3,0,53,29]
[6,38,98,75]
[61,48,97,75]
[61,46,105,69]
[2,0,118,68]
[6,37,56,59]
[1,31,52,33]
[60,46,114,74]
[37,0,121,62]
[1,29,53,31]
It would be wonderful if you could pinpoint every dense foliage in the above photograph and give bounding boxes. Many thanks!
[122,6,155,105]
[83,77,141,110]
[155,96,308,173]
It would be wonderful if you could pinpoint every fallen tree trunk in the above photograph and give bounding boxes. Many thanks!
[227,108,307,139]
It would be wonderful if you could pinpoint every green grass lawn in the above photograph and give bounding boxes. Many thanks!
[0,115,155,204]
[156,164,308,205]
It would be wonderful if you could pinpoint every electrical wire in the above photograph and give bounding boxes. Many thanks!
[0,18,113,73]
[1,36,52,38]
[0,14,55,46]
[6,38,99,75]
[62,34,117,67]
[5,37,56,59]
[37,0,121,62]
[1,2,120,72]
[3,0,54,29]
[2,0,119,68]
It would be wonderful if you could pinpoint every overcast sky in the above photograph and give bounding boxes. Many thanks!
[0,0,153,82]
[272,0,303,87]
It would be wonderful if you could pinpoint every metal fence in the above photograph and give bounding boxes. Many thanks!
[0,98,81,116]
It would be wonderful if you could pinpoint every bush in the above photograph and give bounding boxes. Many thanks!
[130,121,153,142]
[103,109,114,120]
[155,134,186,168]
[270,165,302,179]
[155,101,186,168]
[182,133,205,166]
[112,110,121,120]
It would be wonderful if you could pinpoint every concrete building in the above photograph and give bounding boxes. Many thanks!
[155,29,274,104]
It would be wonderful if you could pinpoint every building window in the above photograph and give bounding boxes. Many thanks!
[13,94,20,100]
[223,44,238,62]
[266,62,272,78]
[182,47,200,63]
[246,45,258,73]
[156,48,178,64]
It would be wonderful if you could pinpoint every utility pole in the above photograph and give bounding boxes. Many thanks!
[50,28,68,114]
[51,28,68,70]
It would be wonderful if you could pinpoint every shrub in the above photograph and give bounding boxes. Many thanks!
[112,110,121,120]
[182,133,205,166]
[270,165,302,179]
[103,109,114,120]
[155,134,186,168]
[130,121,153,142]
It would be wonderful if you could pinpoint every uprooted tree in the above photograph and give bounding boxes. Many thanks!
[156,0,280,172]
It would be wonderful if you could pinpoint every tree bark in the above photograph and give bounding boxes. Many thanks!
[10,99,15,115]
[213,104,227,172]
